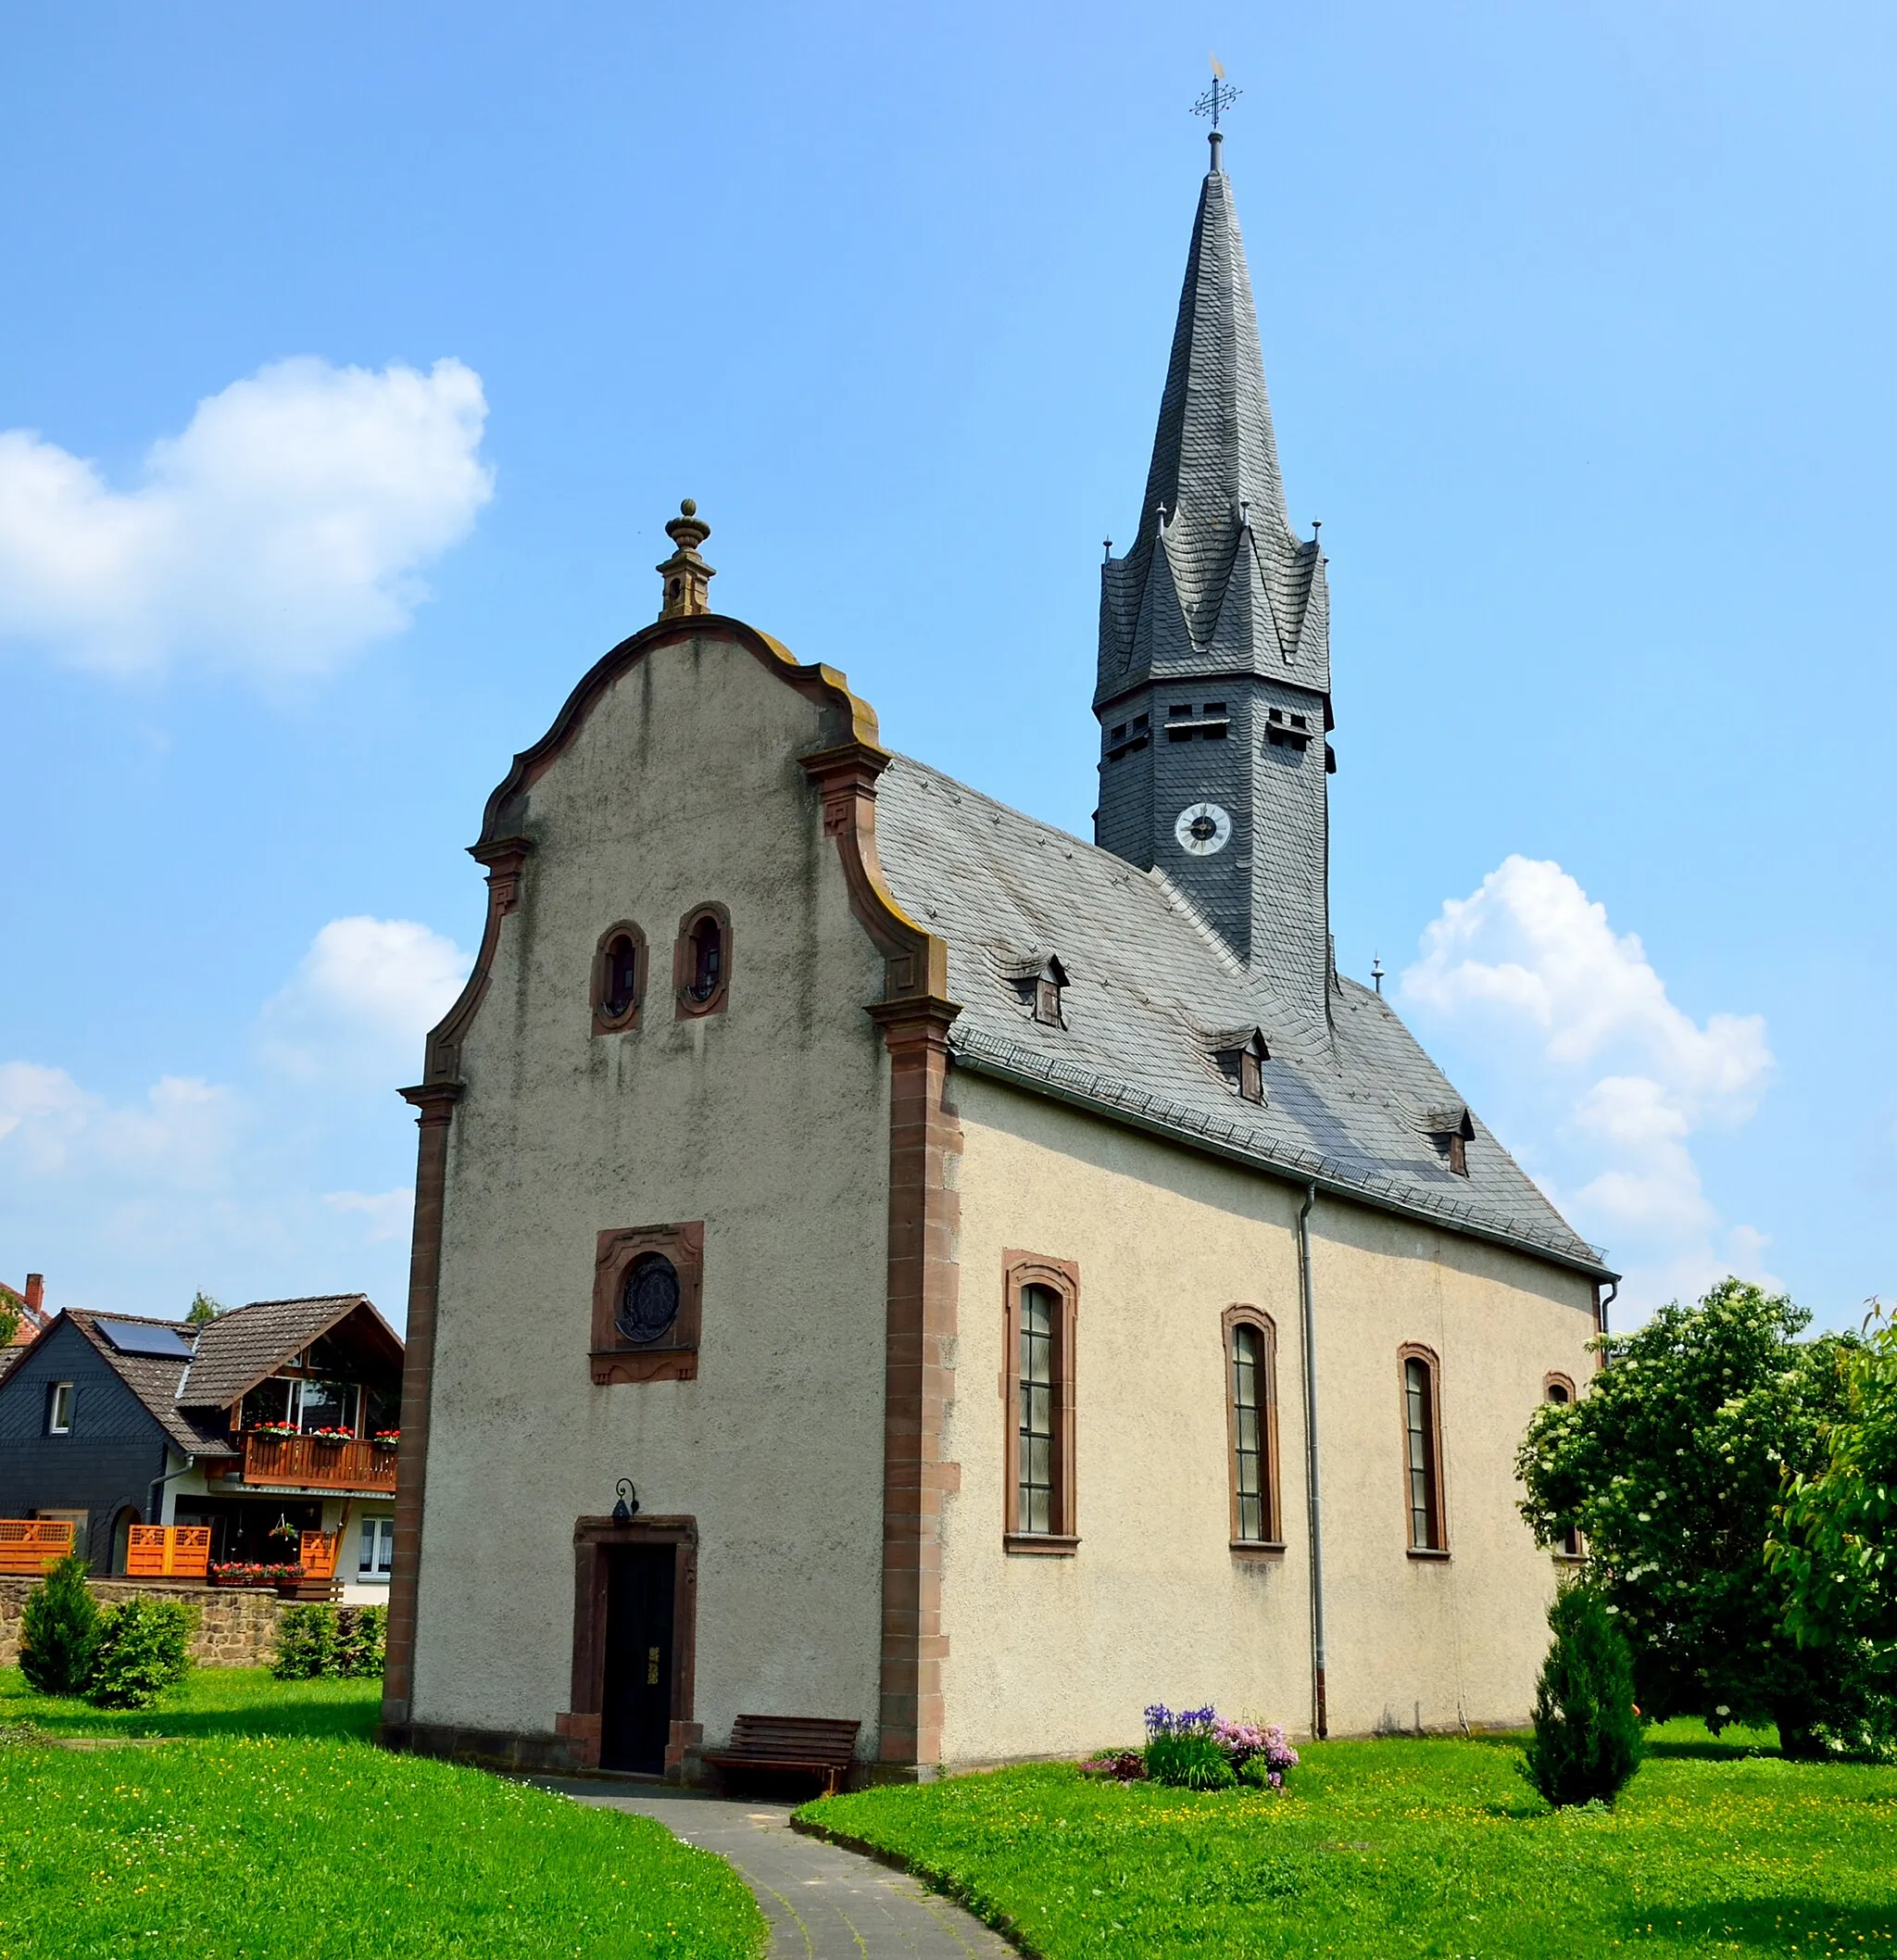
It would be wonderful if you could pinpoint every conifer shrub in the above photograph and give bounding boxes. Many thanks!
[1524,1583,1645,1808]
[87,1597,195,1709]
[19,1555,100,1696]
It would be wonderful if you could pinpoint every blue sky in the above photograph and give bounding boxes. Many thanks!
[2,2,1891,1332]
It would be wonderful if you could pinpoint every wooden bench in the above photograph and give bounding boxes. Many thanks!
[701,1715,861,1797]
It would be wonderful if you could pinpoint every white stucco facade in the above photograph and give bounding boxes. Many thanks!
[942,1074,1596,1759]
[408,631,893,1745]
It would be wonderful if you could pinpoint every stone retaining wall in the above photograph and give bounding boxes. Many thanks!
[0,1577,287,1668]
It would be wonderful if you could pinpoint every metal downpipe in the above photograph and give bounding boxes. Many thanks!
[1298,1181,1328,1740]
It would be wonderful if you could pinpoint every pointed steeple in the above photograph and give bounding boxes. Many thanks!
[1098,155,1328,703]
[1093,137,1336,1032]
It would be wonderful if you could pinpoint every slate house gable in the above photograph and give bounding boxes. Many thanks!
[0,1314,177,1572]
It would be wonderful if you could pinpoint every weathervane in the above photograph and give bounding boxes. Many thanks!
[1191,55,1241,151]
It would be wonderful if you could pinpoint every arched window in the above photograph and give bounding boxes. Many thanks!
[673,904,732,1018]
[1225,1309,1281,1549]
[1544,1376,1584,1558]
[593,923,647,1033]
[1400,1347,1448,1554]
[1003,1254,1079,1552]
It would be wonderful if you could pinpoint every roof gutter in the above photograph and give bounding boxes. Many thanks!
[1298,1183,1328,1740]
[951,1046,1618,1284]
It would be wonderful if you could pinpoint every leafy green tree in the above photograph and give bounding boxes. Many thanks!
[1769,1305,1897,1753]
[19,1554,100,1696]
[185,1290,223,1327]
[1516,1278,1863,1754]
[1524,1582,1644,1807]
[0,1294,19,1349]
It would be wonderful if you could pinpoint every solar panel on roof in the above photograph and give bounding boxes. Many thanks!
[94,1318,194,1359]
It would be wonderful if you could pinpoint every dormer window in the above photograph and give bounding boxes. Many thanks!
[1420,1105,1476,1176]
[1211,1028,1271,1103]
[1033,957,1068,1027]
[593,922,647,1034]
[673,904,732,1019]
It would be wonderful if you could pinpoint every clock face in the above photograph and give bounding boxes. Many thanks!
[1175,801,1233,857]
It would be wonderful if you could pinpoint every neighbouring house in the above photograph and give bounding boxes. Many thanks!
[381,128,1615,1781]
[0,1296,402,1599]
[0,1275,51,1382]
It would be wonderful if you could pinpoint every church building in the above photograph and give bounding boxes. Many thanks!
[380,128,1614,1780]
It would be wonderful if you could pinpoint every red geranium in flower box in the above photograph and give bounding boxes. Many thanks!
[209,1562,306,1589]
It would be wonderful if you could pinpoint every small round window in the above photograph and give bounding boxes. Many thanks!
[616,1252,681,1347]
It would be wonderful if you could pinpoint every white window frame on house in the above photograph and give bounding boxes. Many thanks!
[358,1515,395,1582]
[291,1378,361,1435]
[48,1382,74,1435]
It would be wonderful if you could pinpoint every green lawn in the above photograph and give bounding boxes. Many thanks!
[798,1723,1897,1957]
[0,1671,764,1958]
[0,1663,381,1741]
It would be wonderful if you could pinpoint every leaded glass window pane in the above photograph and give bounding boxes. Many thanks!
[1018,1284,1057,1534]
[1233,1324,1264,1541]
[1405,1358,1437,1549]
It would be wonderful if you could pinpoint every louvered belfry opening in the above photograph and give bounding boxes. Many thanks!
[1094,141,1335,1029]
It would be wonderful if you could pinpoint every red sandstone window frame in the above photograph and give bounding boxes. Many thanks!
[1002,1251,1079,1554]
[592,921,647,1035]
[1399,1343,1451,1558]
[590,1223,704,1385]
[1223,1306,1284,1555]
[672,903,731,1020]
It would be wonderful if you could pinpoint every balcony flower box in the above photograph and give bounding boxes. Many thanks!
[305,1427,357,1446]
[209,1562,305,1591]
[248,1422,298,1439]
[371,1430,400,1450]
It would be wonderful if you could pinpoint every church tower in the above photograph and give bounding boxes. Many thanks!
[1095,124,1334,1029]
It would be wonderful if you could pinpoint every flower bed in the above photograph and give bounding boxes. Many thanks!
[1083,1703,1300,1791]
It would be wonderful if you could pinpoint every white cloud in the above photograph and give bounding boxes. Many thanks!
[0,915,466,1323]
[324,1187,416,1245]
[257,915,471,1085]
[1401,855,1776,1317]
[0,357,493,680]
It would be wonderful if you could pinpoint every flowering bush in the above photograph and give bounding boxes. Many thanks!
[208,1562,304,1589]
[1142,1704,1299,1791]
[1078,1749,1147,1781]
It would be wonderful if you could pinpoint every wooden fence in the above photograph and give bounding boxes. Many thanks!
[126,1526,212,1580]
[0,1520,75,1576]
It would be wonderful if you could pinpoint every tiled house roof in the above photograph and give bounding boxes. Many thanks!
[63,1312,235,1458]
[875,756,1611,1279]
[176,1294,385,1408]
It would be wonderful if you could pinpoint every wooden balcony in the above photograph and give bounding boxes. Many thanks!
[240,1431,397,1494]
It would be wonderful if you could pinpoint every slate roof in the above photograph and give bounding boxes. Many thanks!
[63,1312,236,1458]
[1098,160,1329,709]
[176,1295,382,1408]
[875,757,1612,1278]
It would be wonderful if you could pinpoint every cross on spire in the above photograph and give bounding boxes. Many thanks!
[1191,57,1241,169]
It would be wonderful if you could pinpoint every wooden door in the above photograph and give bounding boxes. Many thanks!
[600,1545,675,1773]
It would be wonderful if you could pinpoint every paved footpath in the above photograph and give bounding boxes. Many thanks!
[534,1780,1020,1959]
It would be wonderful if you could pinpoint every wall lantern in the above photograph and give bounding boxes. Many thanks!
[611,1478,640,1526]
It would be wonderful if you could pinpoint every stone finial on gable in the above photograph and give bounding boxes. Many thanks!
[656,499,716,619]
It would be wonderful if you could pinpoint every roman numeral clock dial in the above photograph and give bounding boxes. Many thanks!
[1174,801,1233,857]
